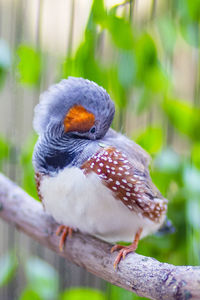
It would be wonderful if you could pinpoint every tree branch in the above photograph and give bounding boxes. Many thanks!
[0,173,199,300]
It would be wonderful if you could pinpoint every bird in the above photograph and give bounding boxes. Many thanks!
[32,77,168,268]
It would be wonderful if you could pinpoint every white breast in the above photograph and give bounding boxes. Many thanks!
[40,167,164,243]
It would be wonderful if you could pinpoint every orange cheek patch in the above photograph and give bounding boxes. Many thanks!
[64,105,95,133]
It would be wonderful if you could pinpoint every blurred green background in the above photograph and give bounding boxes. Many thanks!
[0,0,200,299]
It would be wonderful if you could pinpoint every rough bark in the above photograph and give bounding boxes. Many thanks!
[0,172,199,300]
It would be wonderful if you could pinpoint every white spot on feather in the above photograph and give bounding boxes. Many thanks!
[122,179,127,183]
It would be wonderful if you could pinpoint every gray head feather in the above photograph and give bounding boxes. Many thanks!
[33,77,115,139]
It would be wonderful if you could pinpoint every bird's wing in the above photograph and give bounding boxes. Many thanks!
[81,146,167,223]
[35,172,43,202]
[103,128,151,168]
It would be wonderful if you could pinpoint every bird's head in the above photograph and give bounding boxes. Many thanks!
[33,77,115,140]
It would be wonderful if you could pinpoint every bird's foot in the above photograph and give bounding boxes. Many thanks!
[111,227,143,269]
[56,225,73,252]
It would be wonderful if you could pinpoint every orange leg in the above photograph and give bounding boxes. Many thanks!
[111,227,143,269]
[56,225,73,252]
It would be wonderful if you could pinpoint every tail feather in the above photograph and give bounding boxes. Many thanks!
[155,218,175,237]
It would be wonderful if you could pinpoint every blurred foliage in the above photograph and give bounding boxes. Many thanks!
[0,251,145,300]
[0,135,10,170]
[0,0,200,299]
[106,284,146,300]
[17,45,42,86]
[61,288,106,300]
[19,289,43,300]
[163,97,200,141]
[135,126,163,155]
[0,252,18,287]
[25,257,59,300]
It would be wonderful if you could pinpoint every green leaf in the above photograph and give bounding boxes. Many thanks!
[179,22,199,47]
[176,0,200,22]
[0,135,10,160]
[176,0,200,46]
[74,43,108,88]
[61,288,106,300]
[91,0,107,25]
[107,15,134,50]
[192,143,200,169]
[0,252,18,287]
[144,66,169,92]
[186,0,200,21]
[118,51,135,89]
[135,127,163,155]
[134,33,169,92]
[25,257,59,300]
[135,33,157,77]
[68,13,108,89]
[157,16,176,55]
[17,45,42,86]
[19,289,43,300]
[163,97,200,141]
[62,57,75,78]
[135,88,153,114]
[107,284,137,300]
[108,66,128,109]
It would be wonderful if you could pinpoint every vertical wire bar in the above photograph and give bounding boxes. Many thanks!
[34,0,43,98]
[35,0,43,50]
[165,1,175,147]
[5,0,25,297]
[150,0,157,20]
[66,0,75,57]
[129,0,133,22]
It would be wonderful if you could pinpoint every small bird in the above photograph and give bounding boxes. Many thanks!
[33,77,167,268]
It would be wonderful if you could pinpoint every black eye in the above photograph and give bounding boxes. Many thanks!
[90,127,96,134]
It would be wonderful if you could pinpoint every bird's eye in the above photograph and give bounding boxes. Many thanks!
[90,126,96,134]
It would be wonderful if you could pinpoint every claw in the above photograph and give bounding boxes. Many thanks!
[111,227,143,269]
[56,225,73,252]
[110,244,124,253]
[56,225,65,236]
